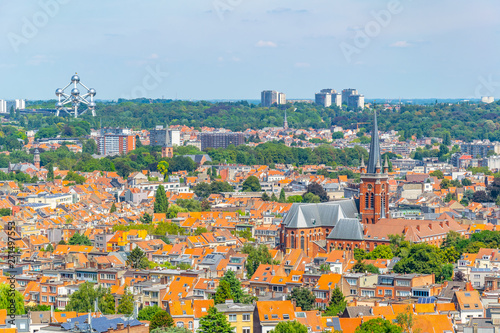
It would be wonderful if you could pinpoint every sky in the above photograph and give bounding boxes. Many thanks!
[1,0,500,101]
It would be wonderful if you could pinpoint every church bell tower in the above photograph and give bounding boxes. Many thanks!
[359,111,389,224]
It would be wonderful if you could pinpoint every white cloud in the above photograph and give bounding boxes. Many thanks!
[255,40,277,48]
[390,41,412,48]
[149,53,159,59]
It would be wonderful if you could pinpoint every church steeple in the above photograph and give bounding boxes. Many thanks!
[359,110,389,224]
[366,111,381,174]
[283,108,289,130]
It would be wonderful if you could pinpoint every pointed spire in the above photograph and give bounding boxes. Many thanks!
[361,155,365,168]
[366,111,381,173]
[384,155,389,172]
[283,108,289,130]
[375,157,381,173]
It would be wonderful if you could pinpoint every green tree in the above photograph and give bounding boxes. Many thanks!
[64,171,86,184]
[138,305,163,320]
[110,202,117,213]
[126,247,149,269]
[0,284,24,314]
[355,318,403,333]
[140,212,153,224]
[270,193,278,202]
[242,244,273,278]
[270,321,308,333]
[101,292,116,315]
[47,162,54,181]
[279,188,286,203]
[150,311,174,332]
[68,232,92,246]
[393,243,451,282]
[352,260,368,273]
[201,199,211,211]
[198,307,234,333]
[194,227,208,235]
[242,176,261,192]
[214,280,233,305]
[303,192,320,203]
[45,243,54,252]
[66,282,114,313]
[365,245,394,260]
[157,161,169,178]
[287,287,315,311]
[117,289,134,315]
[0,208,12,216]
[287,195,303,203]
[323,287,346,317]
[219,270,253,304]
[303,182,329,202]
[261,192,270,201]
[429,170,444,179]
[154,185,169,213]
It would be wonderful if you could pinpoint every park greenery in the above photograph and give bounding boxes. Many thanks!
[22,99,500,143]
[351,230,500,282]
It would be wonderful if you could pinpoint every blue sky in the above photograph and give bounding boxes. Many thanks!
[1,0,499,100]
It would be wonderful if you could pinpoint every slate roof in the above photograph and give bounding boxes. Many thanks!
[327,218,364,240]
[343,306,372,318]
[62,315,143,333]
[282,200,358,229]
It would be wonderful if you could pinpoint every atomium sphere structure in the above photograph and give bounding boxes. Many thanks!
[55,73,96,117]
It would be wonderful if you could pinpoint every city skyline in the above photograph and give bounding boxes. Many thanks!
[1,0,499,101]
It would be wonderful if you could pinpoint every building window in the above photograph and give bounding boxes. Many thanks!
[243,328,251,333]
[228,314,237,322]
[350,289,357,295]
[365,193,369,208]
[291,232,295,248]
[370,193,374,208]
[188,322,193,330]
[300,236,305,250]
[242,314,250,321]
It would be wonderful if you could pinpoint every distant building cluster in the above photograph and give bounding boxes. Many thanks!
[261,90,286,107]
[0,99,25,113]
[149,125,181,147]
[315,88,365,109]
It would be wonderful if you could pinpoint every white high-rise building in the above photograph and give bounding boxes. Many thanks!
[315,89,342,108]
[0,100,7,113]
[15,99,25,110]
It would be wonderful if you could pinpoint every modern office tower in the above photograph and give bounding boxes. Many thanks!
[97,134,136,155]
[15,99,25,110]
[200,132,245,150]
[150,126,181,147]
[348,94,365,109]
[261,90,286,107]
[0,100,7,113]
